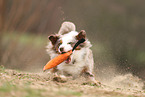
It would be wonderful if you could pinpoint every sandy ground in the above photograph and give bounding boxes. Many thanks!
[0,67,145,97]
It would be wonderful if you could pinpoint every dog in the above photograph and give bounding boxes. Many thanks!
[46,21,100,85]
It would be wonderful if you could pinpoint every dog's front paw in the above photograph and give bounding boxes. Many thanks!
[53,75,67,83]
[93,81,101,86]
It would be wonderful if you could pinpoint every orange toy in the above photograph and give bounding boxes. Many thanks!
[43,38,85,71]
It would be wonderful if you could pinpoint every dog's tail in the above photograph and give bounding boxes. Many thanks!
[58,21,76,35]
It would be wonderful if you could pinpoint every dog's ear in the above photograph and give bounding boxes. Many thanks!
[76,30,86,40]
[58,21,76,35]
[48,35,59,45]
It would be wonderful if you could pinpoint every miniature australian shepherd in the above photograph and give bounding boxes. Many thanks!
[46,21,100,86]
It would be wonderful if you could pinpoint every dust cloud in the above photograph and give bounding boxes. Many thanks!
[95,64,144,92]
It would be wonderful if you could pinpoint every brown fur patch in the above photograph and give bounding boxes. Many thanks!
[48,35,59,45]
[76,30,86,40]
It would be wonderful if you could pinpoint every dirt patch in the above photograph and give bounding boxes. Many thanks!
[0,66,144,97]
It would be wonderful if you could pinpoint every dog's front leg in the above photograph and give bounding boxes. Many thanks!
[51,69,67,83]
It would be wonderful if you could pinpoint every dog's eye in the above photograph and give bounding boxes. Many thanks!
[58,43,62,46]
[68,42,72,44]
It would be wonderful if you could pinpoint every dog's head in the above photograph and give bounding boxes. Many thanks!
[47,22,91,64]
[48,30,86,54]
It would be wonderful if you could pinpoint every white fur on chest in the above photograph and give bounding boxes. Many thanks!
[57,48,87,76]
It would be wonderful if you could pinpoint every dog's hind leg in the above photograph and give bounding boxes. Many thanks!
[85,71,101,86]
[81,67,101,86]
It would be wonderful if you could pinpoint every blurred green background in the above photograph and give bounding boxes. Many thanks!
[0,0,145,80]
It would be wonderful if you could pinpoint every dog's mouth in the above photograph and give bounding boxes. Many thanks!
[65,56,71,64]
[61,52,71,64]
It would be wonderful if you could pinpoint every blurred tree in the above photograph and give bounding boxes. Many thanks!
[1,0,65,34]
[0,0,67,71]
[0,0,6,64]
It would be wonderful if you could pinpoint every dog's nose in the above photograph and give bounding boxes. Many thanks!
[60,47,64,52]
